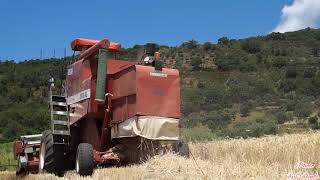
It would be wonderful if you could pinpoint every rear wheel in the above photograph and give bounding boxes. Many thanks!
[39,130,65,176]
[76,143,94,176]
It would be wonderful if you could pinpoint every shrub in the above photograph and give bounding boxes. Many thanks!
[275,109,290,124]
[241,39,261,54]
[197,82,205,89]
[272,57,287,68]
[294,102,312,118]
[280,79,297,93]
[240,103,251,117]
[218,37,229,46]
[266,32,286,41]
[205,110,234,130]
[191,57,202,71]
[219,119,278,138]
[203,42,213,51]
[284,99,296,111]
[308,116,320,129]
[181,124,217,142]
[304,67,316,78]
[286,66,298,78]
[182,39,198,49]
[308,116,318,124]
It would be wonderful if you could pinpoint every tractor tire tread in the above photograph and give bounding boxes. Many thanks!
[40,130,65,176]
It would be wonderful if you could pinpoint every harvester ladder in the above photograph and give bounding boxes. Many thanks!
[49,78,70,139]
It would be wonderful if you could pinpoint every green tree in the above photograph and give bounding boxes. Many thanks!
[218,37,229,46]
[294,102,312,118]
[240,103,251,117]
[241,39,261,54]
[182,39,198,49]
[203,42,213,51]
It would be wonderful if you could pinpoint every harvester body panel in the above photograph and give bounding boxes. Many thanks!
[66,57,181,126]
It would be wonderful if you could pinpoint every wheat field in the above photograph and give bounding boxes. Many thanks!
[2,132,320,180]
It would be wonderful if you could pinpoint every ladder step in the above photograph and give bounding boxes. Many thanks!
[53,105,67,111]
[52,111,68,116]
[52,101,67,107]
[53,120,69,126]
[53,130,70,135]
[53,142,69,145]
[52,95,66,103]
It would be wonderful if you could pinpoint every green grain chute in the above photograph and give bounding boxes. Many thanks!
[95,49,108,104]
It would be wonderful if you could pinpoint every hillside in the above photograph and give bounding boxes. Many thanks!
[1,28,320,142]
[2,132,320,179]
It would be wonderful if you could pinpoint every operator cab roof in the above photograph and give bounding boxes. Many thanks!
[71,38,121,52]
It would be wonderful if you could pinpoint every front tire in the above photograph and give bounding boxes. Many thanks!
[39,130,65,176]
[76,143,94,176]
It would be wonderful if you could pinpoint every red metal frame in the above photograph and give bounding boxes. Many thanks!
[67,38,181,165]
[25,153,39,172]
[14,139,40,174]
[14,140,23,157]
[93,150,120,164]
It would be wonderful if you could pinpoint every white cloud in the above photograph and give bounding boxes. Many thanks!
[273,0,320,33]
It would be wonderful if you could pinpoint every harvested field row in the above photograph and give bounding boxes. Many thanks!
[2,132,320,180]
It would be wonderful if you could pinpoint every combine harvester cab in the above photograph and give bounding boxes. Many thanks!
[18,38,188,177]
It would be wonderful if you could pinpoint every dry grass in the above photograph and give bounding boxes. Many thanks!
[2,132,320,180]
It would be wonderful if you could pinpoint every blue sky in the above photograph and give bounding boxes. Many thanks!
[0,0,293,61]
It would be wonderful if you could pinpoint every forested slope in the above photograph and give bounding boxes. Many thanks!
[1,28,320,142]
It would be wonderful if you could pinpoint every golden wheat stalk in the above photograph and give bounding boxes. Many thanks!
[2,132,320,180]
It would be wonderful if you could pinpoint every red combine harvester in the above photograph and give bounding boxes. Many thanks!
[14,38,187,176]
